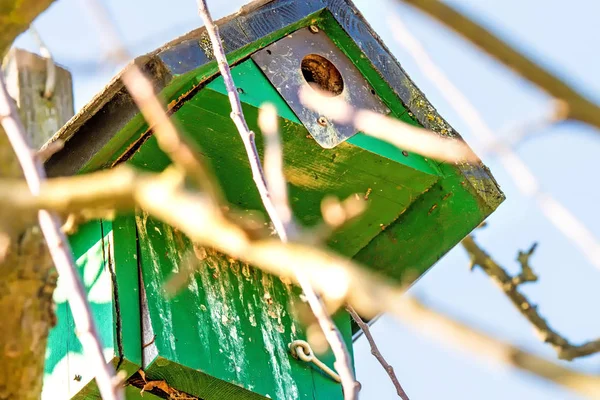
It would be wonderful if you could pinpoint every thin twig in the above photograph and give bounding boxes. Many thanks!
[396,0,600,130]
[195,2,359,398]
[298,87,476,163]
[85,0,221,206]
[398,297,600,398]
[347,306,409,400]
[259,101,359,395]
[259,104,295,237]
[390,15,600,271]
[0,74,121,399]
[462,235,600,360]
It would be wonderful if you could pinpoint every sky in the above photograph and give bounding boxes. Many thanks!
[13,0,600,399]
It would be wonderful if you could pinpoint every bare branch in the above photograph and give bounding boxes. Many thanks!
[396,0,600,130]
[259,103,295,237]
[347,306,409,400]
[299,87,477,163]
[0,73,121,399]
[0,165,407,332]
[397,297,600,398]
[390,15,600,271]
[196,2,359,397]
[0,0,55,55]
[84,0,222,206]
[463,235,600,361]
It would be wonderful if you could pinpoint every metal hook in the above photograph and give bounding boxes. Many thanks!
[289,340,341,383]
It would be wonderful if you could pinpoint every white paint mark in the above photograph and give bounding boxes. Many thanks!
[135,212,177,359]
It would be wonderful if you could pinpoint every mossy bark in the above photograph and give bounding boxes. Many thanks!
[0,222,55,400]
[0,130,56,400]
[0,0,55,55]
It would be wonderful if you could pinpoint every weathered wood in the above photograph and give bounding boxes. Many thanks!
[135,212,353,400]
[40,1,505,397]
[0,46,71,400]
[44,0,325,177]
[5,48,74,149]
[42,218,142,399]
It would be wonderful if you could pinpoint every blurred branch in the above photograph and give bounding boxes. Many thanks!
[347,305,409,400]
[462,235,600,361]
[391,15,600,271]
[0,73,121,400]
[299,87,477,163]
[398,296,600,398]
[196,1,359,397]
[0,0,55,55]
[0,164,407,325]
[396,0,600,130]
[85,0,222,206]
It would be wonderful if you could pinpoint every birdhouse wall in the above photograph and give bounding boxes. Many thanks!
[42,1,504,398]
[135,212,352,399]
[43,218,141,399]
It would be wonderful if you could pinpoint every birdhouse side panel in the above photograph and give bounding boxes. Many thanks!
[135,212,350,399]
[43,218,142,399]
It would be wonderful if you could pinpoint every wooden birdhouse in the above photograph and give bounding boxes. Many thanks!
[42,0,503,399]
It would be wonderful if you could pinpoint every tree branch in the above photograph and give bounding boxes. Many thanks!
[0,0,55,55]
[397,297,600,398]
[84,0,221,206]
[298,87,476,163]
[347,306,409,400]
[397,0,600,130]
[0,165,407,324]
[196,2,359,398]
[462,235,600,361]
[0,74,121,399]
[390,14,600,271]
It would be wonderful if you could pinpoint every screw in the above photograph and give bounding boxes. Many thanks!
[402,150,409,157]
[309,25,319,34]
[317,116,328,126]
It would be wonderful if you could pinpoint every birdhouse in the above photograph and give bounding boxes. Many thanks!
[42,0,503,399]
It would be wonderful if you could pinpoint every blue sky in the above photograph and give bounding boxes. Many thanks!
[15,0,600,398]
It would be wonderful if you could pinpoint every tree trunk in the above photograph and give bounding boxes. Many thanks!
[1,3,63,398]
[0,220,55,400]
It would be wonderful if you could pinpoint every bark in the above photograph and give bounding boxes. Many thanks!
[0,0,56,55]
[0,226,54,400]
[0,2,58,398]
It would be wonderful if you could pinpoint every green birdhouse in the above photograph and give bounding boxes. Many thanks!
[41,0,503,399]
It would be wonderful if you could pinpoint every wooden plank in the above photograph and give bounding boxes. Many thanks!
[44,0,325,177]
[237,0,326,40]
[43,220,114,398]
[135,213,346,400]
[128,59,438,260]
[4,48,74,149]
[43,218,142,399]
[323,2,503,209]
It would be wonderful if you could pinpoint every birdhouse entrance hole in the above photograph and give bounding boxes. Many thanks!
[252,28,388,148]
[301,54,344,97]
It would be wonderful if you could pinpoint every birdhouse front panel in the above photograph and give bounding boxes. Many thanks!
[42,0,503,399]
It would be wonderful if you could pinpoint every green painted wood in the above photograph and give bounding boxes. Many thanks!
[129,60,439,261]
[43,218,142,399]
[135,212,349,399]
[42,3,504,398]
[72,12,324,177]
